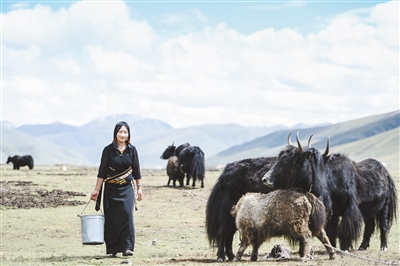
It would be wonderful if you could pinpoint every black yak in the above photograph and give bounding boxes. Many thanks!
[262,132,397,251]
[231,190,336,261]
[160,142,190,160]
[205,156,278,262]
[178,146,205,188]
[6,155,34,170]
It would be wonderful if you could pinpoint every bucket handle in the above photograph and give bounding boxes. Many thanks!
[78,199,103,217]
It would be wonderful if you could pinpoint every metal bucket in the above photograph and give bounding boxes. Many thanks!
[79,214,104,245]
[79,199,104,245]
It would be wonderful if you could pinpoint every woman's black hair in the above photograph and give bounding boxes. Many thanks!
[113,121,131,142]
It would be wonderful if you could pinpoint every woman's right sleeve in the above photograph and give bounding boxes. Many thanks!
[97,147,108,179]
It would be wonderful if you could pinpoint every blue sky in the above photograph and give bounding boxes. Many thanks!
[3,1,388,35]
[1,0,398,128]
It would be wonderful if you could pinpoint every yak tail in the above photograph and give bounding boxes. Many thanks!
[377,174,397,229]
[28,157,34,170]
[338,197,363,248]
[206,179,223,247]
[306,192,327,235]
[190,148,205,182]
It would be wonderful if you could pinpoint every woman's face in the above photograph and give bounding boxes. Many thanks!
[116,126,129,143]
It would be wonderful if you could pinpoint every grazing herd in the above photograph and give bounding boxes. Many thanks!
[203,132,397,262]
[160,143,205,188]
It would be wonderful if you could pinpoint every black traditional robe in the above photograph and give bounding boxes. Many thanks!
[96,141,141,254]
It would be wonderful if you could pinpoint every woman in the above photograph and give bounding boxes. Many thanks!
[90,121,143,257]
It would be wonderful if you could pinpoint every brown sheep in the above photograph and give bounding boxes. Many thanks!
[231,190,336,261]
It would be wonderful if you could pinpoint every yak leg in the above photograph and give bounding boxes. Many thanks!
[192,177,196,188]
[315,229,336,259]
[167,176,171,186]
[216,236,226,262]
[178,176,184,187]
[201,179,204,188]
[216,229,234,262]
[358,218,374,250]
[250,236,263,261]
[299,234,313,261]
[234,238,250,262]
[378,207,390,251]
[326,215,339,248]
[224,233,235,261]
[186,173,190,186]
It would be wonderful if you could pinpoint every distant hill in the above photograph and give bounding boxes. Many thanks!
[2,127,88,165]
[2,111,398,175]
[1,114,284,168]
[206,110,399,175]
[17,122,78,136]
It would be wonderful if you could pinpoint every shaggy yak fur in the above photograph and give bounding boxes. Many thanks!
[6,155,34,170]
[231,190,336,262]
[205,156,279,262]
[262,133,397,251]
[178,146,205,188]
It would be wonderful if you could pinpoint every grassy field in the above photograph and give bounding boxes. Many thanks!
[1,164,399,266]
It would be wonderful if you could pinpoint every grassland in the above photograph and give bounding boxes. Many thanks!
[1,165,399,265]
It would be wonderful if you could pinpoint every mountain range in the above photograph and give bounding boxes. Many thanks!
[2,111,399,175]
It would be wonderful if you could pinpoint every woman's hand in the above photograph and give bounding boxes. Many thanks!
[90,188,100,201]
[137,187,143,201]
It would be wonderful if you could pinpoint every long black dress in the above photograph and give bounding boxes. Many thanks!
[96,141,141,254]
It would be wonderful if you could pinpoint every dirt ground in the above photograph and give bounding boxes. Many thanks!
[0,180,86,209]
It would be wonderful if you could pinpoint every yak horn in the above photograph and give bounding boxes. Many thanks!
[287,132,292,145]
[296,131,303,152]
[323,136,330,156]
[308,134,313,148]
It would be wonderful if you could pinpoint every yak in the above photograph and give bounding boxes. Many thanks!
[6,155,34,170]
[231,190,336,262]
[262,132,397,252]
[166,156,185,187]
[160,143,190,187]
[206,156,279,262]
[178,146,205,188]
[160,142,191,160]
[205,133,307,262]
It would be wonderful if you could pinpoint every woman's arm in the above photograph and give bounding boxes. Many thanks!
[136,180,143,201]
[90,177,104,201]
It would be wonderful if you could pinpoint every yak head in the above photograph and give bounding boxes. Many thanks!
[262,132,326,193]
[6,156,12,164]
[160,142,176,159]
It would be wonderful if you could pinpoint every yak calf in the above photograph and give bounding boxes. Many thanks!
[231,190,336,262]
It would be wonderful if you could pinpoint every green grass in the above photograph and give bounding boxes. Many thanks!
[1,165,399,265]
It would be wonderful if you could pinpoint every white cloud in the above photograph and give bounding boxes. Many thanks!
[1,1,398,128]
